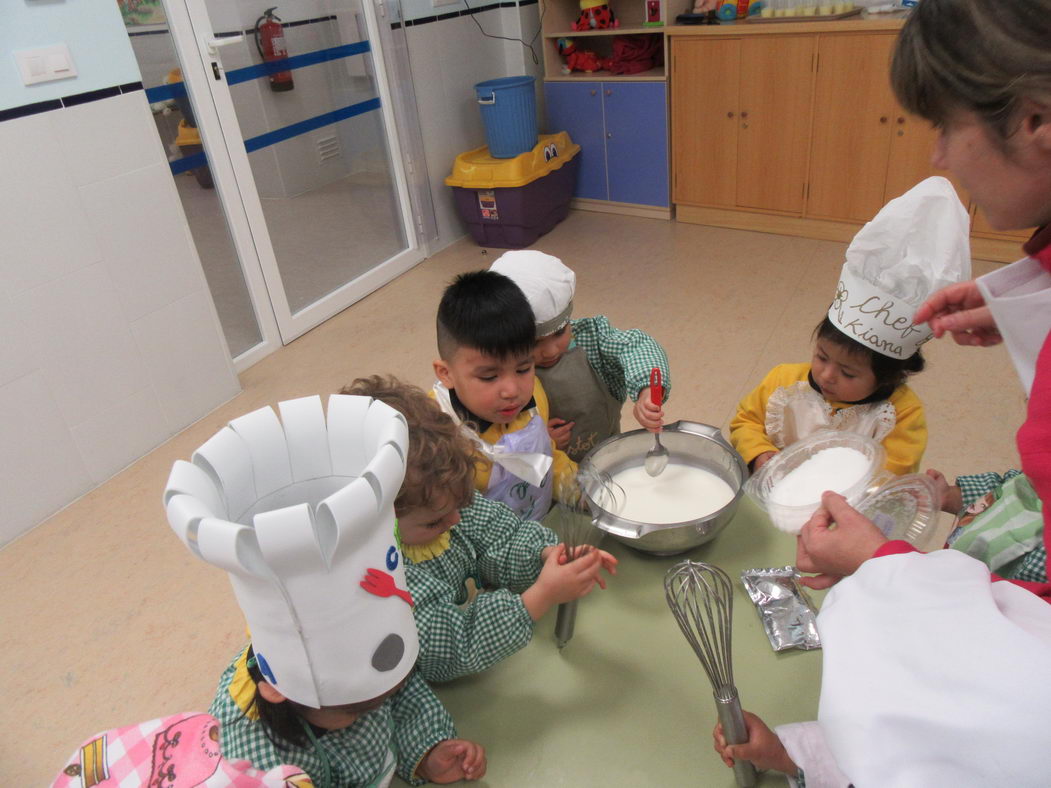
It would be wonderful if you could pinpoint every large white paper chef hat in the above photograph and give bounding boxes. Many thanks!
[829,176,971,360]
[163,394,416,708]
[490,250,576,336]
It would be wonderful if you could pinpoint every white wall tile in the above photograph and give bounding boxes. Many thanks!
[0,292,41,388]
[11,262,152,427]
[80,163,203,323]
[0,112,103,294]
[131,289,240,433]
[70,386,170,484]
[0,372,93,546]
[51,91,166,187]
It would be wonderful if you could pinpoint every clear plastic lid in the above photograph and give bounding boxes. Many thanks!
[856,472,940,549]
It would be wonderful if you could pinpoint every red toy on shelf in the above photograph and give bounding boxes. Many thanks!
[572,0,620,30]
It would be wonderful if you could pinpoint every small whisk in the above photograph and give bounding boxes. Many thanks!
[550,467,619,649]
[665,561,757,787]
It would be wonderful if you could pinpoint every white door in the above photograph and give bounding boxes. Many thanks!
[158,0,427,347]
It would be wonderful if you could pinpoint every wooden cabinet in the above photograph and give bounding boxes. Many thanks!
[971,207,1034,243]
[807,33,959,221]
[545,81,669,207]
[671,36,814,215]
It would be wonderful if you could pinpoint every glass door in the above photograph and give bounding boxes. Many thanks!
[178,0,425,342]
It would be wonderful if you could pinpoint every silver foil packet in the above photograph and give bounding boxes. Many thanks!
[741,566,821,652]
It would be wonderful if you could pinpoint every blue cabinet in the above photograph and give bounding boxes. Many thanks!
[544,81,668,208]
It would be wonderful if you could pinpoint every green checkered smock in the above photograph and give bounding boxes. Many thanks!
[956,469,1023,510]
[952,469,1047,584]
[209,650,454,787]
[570,316,671,403]
[405,492,558,683]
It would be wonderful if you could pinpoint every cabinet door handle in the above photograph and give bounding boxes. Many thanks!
[606,131,613,138]
[727,111,735,119]
[605,89,613,97]
[897,129,904,137]
[590,89,597,96]
[740,110,749,118]
[879,116,888,124]
[896,116,905,124]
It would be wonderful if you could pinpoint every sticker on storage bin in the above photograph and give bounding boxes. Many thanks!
[478,190,499,220]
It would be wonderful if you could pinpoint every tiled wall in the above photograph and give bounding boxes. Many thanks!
[0,90,240,545]
[403,2,544,250]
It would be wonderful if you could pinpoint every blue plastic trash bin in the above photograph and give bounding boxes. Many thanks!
[474,76,538,159]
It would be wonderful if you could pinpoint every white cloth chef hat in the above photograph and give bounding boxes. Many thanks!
[829,176,971,360]
[163,394,417,708]
[490,250,576,336]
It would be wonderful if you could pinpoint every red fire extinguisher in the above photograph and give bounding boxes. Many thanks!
[255,7,294,92]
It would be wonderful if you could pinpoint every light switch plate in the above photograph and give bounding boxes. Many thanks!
[14,43,77,86]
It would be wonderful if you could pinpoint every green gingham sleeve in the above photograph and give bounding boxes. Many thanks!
[460,492,558,592]
[955,469,1022,510]
[571,315,671,404]
[390,669,457,784]
[406,560,535,683]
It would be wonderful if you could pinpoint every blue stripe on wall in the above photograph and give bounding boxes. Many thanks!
[166,96,382,175]
[243,97,381,152]
[226,41,371,86]
[145,41,370,103]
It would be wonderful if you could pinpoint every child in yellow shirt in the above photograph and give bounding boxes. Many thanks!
[731,317,927,475]
[431,270,576,519]
[731,177,972,477]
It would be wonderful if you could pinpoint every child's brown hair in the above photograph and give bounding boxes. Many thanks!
[339,375,475,515]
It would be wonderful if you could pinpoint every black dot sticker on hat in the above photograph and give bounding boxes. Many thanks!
[372,633,405,672]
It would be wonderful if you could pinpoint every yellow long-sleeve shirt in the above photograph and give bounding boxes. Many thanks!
[730,363,927,476]
[436,377,578,502]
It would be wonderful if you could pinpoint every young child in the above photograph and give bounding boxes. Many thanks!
[343,375,617,683]
[432,269,576,519]
[928,467,1047,583]
[489,250,671,462]
[731,177,971,476]
[163,394,486,786]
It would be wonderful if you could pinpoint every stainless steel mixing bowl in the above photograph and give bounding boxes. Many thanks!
[579,421,748,556]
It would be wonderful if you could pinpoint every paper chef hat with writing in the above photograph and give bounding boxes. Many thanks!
[490,250,576,336]
[163,394,417,708]
[829,176,971,360]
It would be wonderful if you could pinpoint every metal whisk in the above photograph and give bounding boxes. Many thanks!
[665,561,757,787]
[550,467,619,649]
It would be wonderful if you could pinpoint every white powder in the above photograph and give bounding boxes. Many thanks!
[609,463,736,524]
[769,447,871,506]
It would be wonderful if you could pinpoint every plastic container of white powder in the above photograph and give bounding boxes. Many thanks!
[745,431,887,534]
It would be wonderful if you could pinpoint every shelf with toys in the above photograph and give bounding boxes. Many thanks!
[542,0,672,81]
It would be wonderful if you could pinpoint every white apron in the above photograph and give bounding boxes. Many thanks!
[764,381,896,450]
[976,255,1051,396]
[432,382,553,519]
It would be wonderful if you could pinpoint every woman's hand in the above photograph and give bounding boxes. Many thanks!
[913,280,1002,347]
[419,738,487,783]
[795,492,888,589]
[712,710,797,774]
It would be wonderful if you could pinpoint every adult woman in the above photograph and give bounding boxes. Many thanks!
[713,2,1051,784]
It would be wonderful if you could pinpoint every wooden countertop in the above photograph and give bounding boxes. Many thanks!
[665,10,909,36]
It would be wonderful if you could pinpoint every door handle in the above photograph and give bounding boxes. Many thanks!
[206,34,245,57]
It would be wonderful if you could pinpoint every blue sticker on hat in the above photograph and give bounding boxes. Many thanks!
[386,545,398,571]
[256,652,277,685]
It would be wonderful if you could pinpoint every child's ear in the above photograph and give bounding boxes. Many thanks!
[1020,98,1051,154]
[433,358,454,389]
[257,681,288,704]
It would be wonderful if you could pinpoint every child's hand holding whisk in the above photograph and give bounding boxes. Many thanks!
[547,543,619,588]
[522,545,607,619]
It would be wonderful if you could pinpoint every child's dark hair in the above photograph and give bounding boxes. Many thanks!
[814,316,925,395]
[436,270,536,361]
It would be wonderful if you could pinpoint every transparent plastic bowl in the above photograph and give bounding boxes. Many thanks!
[745,431,886,534]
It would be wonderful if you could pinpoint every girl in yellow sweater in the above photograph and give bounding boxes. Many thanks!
[730,316,927,476]
[731,177,973,477]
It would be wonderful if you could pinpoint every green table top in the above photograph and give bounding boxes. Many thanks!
[404,497,825,787]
